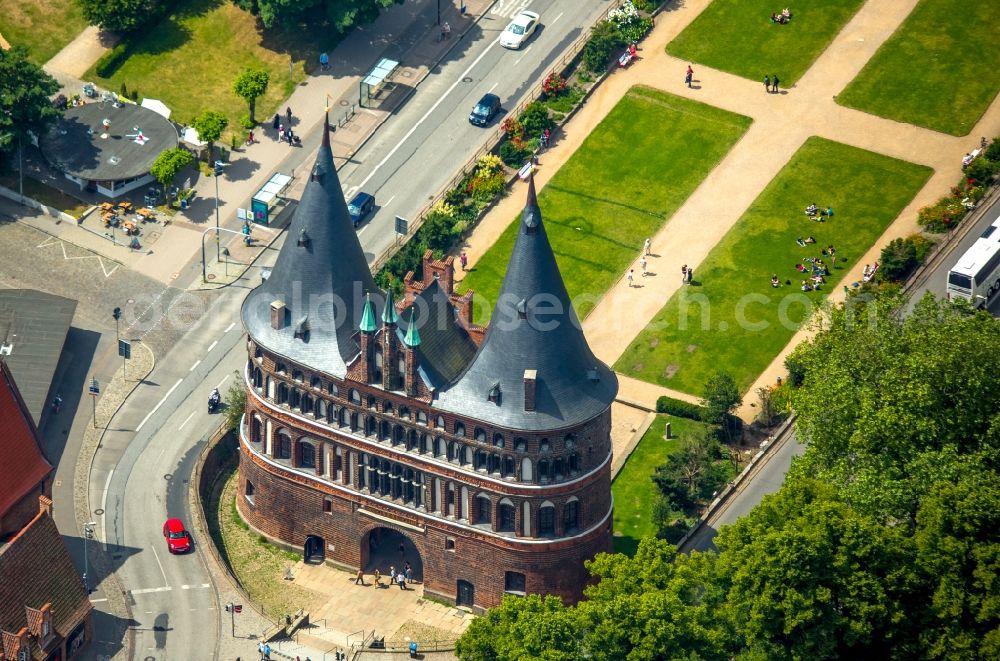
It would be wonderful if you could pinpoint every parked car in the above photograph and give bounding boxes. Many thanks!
[469,93,502,127]
[348,191,375,227]
[499,10,540,49]
[163,518,192,554]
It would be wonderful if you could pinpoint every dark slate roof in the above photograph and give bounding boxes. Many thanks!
[435,176,617,431]
[0,508,91,642]
[242,121,382,378]
[406,280,478,388]
[39,102,178,181]
[0,362,52,522]
[0,289,77,426]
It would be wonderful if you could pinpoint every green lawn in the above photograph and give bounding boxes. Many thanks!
[614,137,932,395]
[836,0,1000,136]
[0,0,87,63]
[666,0,865,85]
[611,415,711,555]
[459,86,751,323]
[85,0,335,132]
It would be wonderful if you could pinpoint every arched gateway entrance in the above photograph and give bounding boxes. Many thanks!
[362,528,423,582]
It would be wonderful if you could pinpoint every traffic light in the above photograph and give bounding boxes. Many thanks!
[112,307,121,321]
[214,160,225,176]
[225,603,232,613]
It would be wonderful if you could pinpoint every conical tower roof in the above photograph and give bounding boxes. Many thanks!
[435,176,617,431]
[242,117,382,377]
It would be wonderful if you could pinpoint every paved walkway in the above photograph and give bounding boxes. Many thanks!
[455,0,1000,419]
[44,25,116,79]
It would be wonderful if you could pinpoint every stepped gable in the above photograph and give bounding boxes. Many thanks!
[404,279,478,389]
[435,175,617,431]
[242,116,382,377]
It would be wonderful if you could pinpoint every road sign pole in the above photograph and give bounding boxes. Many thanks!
[92,395,96,429]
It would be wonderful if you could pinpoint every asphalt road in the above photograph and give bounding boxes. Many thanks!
[80,2,616,658]
[678,432,806,554]
[340,0,612,263]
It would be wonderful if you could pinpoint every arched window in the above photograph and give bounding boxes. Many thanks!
[522,501,532,536]
[277,383,289,405]
[552,457,564,479]
[253,367,263,389]
[474,427,487,443]
[454,421,466,438]
[327,404,336,424]
[539,438,550,453]
[462,445,474,466]
[250,416,262,444]
[339,407,350,427]
[538,459,550,482]
[569,453,581,473]
[564,434,576,450]
[367,395,378,410]
[538,502,555,535]
[365,416,376,436]
[290,389,301,409]
[398,406,410,420]
[476,495,492,524]
[520,457,533,482]
[245,480,255,505]
[493,432,505,448]
[314,398,325,419]
[419,434,430,454]
[407,429,418,451]
[563,498,579,532]
[373,345,383,382]
[417,410,428,425]
[311,376,322,390]
[254,345,263,360]
[448,441,458,462]
[277,432,292,459]
[434,437,445,457]
[349,389,361,405]
[299,441,315,468]
[380,420,391,441]
[490,454,501,474]
[435,415,446,429]
[383,401,394,416]
[503,455,515,477]
[474,449,487,471]
[276,362,287,374]
[497,498,515,532]
[393,425,405,447]
[266,376,273,399]
[327,382,338,396]
[514,437,527,452]
[300,392,312,414]
[292,369,304,382]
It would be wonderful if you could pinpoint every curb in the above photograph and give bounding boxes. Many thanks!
[611,410,657,479]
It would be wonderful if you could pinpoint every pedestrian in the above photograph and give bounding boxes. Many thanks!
[830,254,837,269]
[264,644,271,660]
[460,252,468,271]
[374,568,382,587]
[685,64,694,88]
[681,264,688,283]
[247,130,255,145]
[258,641,265,661]
[390,565,396,582]
[278,124,284,141]
[355,569,365,585]
[405,566,413,583]
[398,573,407,590]
[639,256,648,276]
[319,52,329,71]
[272,113,280,130]
[772,74,779,93]
[643,237,651,256]
[763,74,770,93]
[686,267,693,284]
[626,269,634,287]
[286,106,293,124]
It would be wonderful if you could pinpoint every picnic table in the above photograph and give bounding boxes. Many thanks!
[100,202,115,212]
[117,201,133,213]
[137,207,156,220]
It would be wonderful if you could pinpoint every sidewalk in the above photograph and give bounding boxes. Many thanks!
[455,0,1000,417]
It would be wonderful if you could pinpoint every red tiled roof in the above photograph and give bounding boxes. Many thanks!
[0,362,52,518]
[0,506,91,643]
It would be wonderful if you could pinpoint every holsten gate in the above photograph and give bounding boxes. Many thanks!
[236,120,617,609]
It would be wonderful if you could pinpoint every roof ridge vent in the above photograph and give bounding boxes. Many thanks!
[297,228,310,247]
[311,165,321,182]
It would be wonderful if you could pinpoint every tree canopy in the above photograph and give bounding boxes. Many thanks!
[0,47,61,156]
[191,110,228,162]
[232,68,270,122]
[150,147,194,190]
[76,0,159,33]
[456,293,1000,660]
[234,0,402,31]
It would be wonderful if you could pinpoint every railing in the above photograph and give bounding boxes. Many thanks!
[368,0,639,274]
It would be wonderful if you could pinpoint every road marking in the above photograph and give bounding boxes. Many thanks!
[345,185,359,200]
[383,195,396,207]
[130,586,172,595]
[178,411,196,431]
[514,45,533,66]
[206,340,218,353]
[551,12,564,26]
[488,82,499,92]
[357,225,368,235]
[135,379,183,432]
[90,598,108,603]
[189,360,201,372]
[224,322,235,333]
[180,583,211,590]
[215,374,230,391]
[151,546,168,585]
[36,236,121,277]
[356,38,500,192]
[100,469,114,549]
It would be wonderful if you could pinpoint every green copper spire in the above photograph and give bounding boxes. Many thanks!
[381,288,399,325]
[403,307,421,347]
[359,292,376,332]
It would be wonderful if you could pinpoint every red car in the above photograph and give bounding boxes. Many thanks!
[163,518,191,554]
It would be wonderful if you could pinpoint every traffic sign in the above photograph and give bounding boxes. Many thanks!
[234,604,243,613]
[88,378,100,396]
[394,216,408,235]
[118,340,131,359]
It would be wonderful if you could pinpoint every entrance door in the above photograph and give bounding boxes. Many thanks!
[304,535,324,564]
[457,580,475,607]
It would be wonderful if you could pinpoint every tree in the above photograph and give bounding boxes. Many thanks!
[233,68,270,123]
[879,236,919,282]
[754,385,777,427]
[191,110,228,164]
[235,0,401,31]
[149,147,194,195]
[76,0,157,33]
[652,433,724,515]
[0,47,61,195]
[224,376,246,432]
[455,594,582,661]
[701,371,742,440]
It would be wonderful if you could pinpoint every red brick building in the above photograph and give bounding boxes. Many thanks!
[0,361,92,660]
[237,123,617,609]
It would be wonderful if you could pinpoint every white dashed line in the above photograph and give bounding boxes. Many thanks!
[206,340,218,353]
[178,411,196,431]
[136,379,183,432]
[189,360,201,372]
[130,586,173,595]
[224,322,236,333]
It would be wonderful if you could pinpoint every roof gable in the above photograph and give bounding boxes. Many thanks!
[0,363,52,520]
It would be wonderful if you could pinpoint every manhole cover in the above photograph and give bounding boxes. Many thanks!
[170,273,179,280]
[54,480,62,487]
[207,274,216,280]
[94,508,104,515]
[127,298,135,304]
[164,474,173,480]
[340,99,349,106]
[462,76,473,83]
[401,70,413,78]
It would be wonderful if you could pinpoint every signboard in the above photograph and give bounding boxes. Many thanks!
[118,340,131,359]
[88,378,100,396]
[394,216,408,235]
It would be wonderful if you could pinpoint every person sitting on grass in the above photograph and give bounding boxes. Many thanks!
[801,280,813,292]
[771,274,781,288]
[804,236,816,244]
[805,203,818,216]
[824,206,834,218]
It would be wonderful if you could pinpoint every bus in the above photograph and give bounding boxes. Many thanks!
[947,216,1000,306]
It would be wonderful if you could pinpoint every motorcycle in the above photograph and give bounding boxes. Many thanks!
[208,391,221,413]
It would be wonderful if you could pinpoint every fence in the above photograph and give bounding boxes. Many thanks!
[368,0,641,274]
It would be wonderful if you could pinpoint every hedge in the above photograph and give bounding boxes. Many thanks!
[95,42,131,78]
[655,396,706,421]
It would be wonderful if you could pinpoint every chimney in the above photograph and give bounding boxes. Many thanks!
[404,347,418,397]
[270,300,286,330]
[38,495,52,517]
[523,369,537,412]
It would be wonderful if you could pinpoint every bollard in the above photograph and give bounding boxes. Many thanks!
[664,421,672,439]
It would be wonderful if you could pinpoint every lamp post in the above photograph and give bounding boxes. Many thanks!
[201,226,246,282]
[222,247,231,276]
[112,307,124,378]
[213,160,225,261]
[437,0,441,24]
[83,522,96,593]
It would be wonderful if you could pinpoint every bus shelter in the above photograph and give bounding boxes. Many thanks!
[251,172,292,225]
[360,58,399,108]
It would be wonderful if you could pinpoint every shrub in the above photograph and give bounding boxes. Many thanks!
[95,42,131,78]
[879,237,919,282]
[476,153,504,176]
[520,102,554,136]
[500,116,523,139]
[964,159,998,186]
[499,140,530,167]
[608,1,653,44]
[239,113,254,130]
[918,196,966,233]
[583,20,625,73]
[542,72,567,96]
[784,354,806,387]
[544,85,585,114]
[986,138,1000,162]
[469,171,506,204]
[655,396,705,421]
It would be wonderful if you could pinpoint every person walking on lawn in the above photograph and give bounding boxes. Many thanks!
[763,74,770,92]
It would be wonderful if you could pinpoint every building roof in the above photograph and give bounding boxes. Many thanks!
[435,176,617,431]
[39,102,178,182]
[242,120,383,378]
[0,362,53,520]
[0,290,77,426]
[408,280,477,388]
[0,505,91,642]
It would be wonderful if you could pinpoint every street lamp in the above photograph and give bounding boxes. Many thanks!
[213,160,226,261]
[83,522,96,593]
